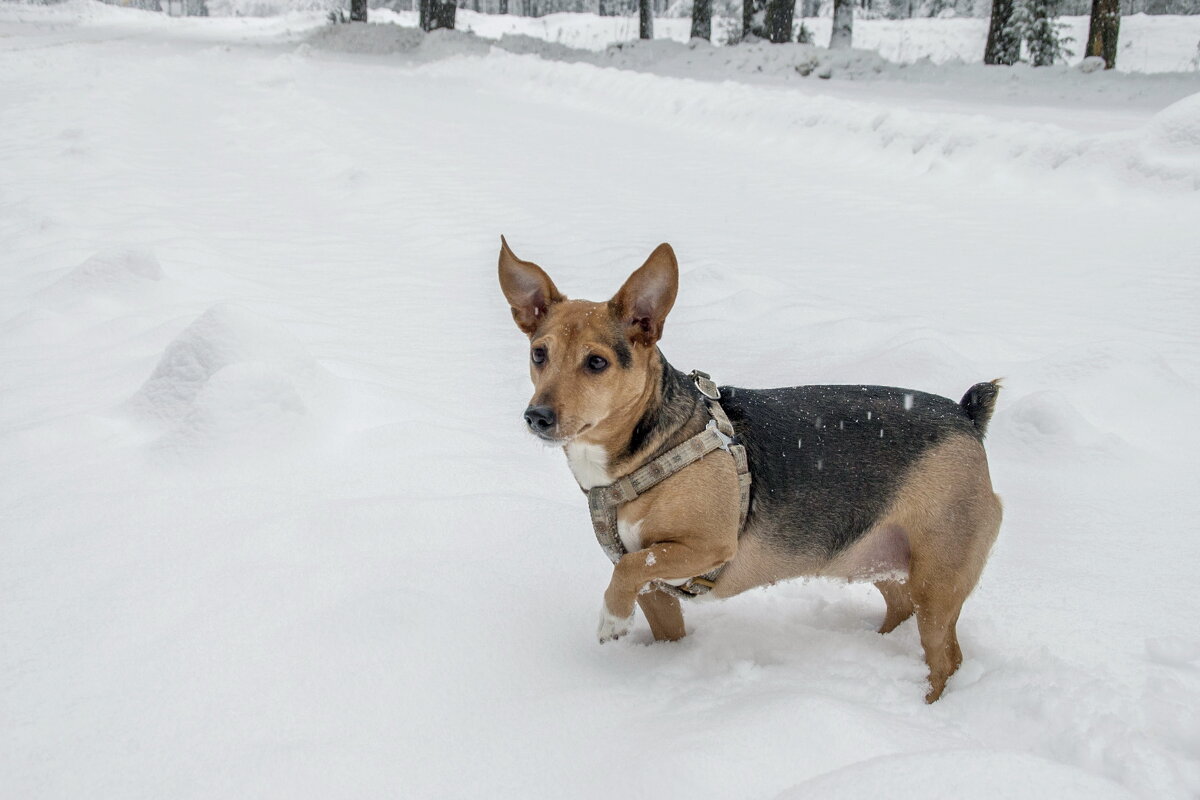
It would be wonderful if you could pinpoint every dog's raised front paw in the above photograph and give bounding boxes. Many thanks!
[597,605,635,644]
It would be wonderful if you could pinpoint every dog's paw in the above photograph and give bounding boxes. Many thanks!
[597,605,635,644]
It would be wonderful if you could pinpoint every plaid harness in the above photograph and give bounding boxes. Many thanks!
[586,371,752,599]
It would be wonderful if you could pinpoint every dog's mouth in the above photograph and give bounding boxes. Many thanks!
[530,422,591,446]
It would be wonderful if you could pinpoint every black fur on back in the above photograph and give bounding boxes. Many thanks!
[718,383,986,560]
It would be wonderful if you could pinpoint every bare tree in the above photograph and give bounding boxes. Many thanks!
[691,0,711,40]
[1085,0,1120,68]
[744,0,794,42]
[639,0,653,38]
[830,0,852,48]
[764,0,797,42]
[420,0,456,30]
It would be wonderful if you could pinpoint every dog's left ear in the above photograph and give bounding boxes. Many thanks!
[612,243,678,347]
[498,236,563,336]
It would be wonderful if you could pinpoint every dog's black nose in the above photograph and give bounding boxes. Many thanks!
[524,405,556,434]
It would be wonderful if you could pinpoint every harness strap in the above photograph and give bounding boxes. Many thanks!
[587,371,752,600]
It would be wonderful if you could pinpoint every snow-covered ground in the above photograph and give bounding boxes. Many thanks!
[2,2,1199,798]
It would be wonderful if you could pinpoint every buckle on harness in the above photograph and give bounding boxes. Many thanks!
[706,419,732,452]
[690,370,721,400]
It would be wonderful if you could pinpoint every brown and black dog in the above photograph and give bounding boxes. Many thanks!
[498,238,1002,703]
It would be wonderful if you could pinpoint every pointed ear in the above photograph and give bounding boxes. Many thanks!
[498,236,563,336]
[611,243,678,347]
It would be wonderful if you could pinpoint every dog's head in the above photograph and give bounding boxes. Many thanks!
[498,237,678,445]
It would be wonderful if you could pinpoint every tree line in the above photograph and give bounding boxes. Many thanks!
[359,0,1133,69]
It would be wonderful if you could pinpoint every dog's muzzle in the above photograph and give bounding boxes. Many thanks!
[523,405,557,437]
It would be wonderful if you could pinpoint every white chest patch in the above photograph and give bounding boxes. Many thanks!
[564,442,610,490]
[617,517,643,553]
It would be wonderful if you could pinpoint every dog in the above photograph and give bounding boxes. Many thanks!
[498,237,1002,703]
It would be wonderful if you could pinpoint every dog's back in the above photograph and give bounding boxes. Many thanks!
[722,383,996,561]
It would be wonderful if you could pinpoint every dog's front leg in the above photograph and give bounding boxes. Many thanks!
[598,541,733,643]
[637,589,685,642]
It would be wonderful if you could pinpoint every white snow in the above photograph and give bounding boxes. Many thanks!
[2,3,1199,799]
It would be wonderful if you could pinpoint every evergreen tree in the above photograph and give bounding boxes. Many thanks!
[1009,0,1071,65]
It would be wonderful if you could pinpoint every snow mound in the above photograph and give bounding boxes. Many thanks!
[307,21,489,59]
[37,248,164,306]
[1143,91,1200,161]
[207,0,339,16]
[129,304,326,448]
[1145,635,1200,666]
[776,749,1133,800]
[495,32,893,80]
[997,390,1123,456]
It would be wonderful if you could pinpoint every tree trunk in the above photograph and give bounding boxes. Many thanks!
[690,0,711,40]
[350,0,367,21]
[764,0,796,42]
[800,0,818,15]
[1086,0,1120,68]
[638,0,653,39]
[984,0,1019,64]
[420,0,457,29]
[830,0,852,48]
[499,0,508,12]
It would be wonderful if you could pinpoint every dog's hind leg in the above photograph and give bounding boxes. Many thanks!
[875,579,914,634]
[637,588,686,641]
[889,437,1003,702]
[909,499,1001,702]
[910,573,967,704]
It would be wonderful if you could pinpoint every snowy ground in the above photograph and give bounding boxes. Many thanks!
[2,3,1200,798]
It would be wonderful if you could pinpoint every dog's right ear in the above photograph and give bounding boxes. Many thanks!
[498,236,563,336]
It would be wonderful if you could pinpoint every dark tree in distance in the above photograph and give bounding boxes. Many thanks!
[350,0,367,21]
[639,0,653,38]
[744,0,794,42]
[691,0,711,40]
[1086,0,1120,68]
[830,0,853,48]
[420,0,456,30]
[743,0,766,39]
[764,0,797,43]
[984,0,1020,64]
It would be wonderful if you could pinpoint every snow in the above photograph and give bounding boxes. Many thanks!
[2,2,1200,799]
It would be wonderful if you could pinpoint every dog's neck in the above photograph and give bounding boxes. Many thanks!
[565,350,705,489]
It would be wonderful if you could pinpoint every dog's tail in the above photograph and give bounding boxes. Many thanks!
[960,379,1002,438]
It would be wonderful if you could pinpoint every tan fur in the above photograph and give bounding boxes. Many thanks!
[500,239,1002,703]
[710,435,1002,702]
[637,589,687,642]
[603,450,740,623]
[876,435,1002,702]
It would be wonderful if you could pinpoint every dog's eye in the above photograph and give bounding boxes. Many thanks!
[531,347,547,365]
[586,355,609,373]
